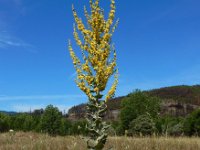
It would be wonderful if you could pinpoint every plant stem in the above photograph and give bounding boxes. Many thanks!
[85,97,109,150]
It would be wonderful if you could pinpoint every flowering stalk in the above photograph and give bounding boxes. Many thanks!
[68,0,118,149]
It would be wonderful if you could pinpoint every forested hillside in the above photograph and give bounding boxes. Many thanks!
[68,85,200,120]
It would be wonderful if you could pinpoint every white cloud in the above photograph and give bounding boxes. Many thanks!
[12,104,45,112]
[0,0,33,52]
[11,104,73,113]
[0,31,36,52]
[0,94,87,112]
[0,94,86,101]
[0,36,29,47]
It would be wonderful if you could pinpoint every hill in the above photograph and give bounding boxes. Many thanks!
[67,85,200,120]
[147,85,200,105]
[0,111,17,115]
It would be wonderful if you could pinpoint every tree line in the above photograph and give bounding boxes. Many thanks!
[0,105,87,136]
[0,91,200,136]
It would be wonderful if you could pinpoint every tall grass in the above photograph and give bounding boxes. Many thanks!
[0,132,199,150]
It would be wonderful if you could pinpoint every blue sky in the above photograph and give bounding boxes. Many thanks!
[0,0,200,112]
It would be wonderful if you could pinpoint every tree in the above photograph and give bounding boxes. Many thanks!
[0,113,10,132]
[60,118,72,136]
[31,115,42,132]
[184,108,200,136]
[68,0,119,149]
[11,114,27,131]
[23,115,34,131]
[120,90,161,130]
[40,105,62,136]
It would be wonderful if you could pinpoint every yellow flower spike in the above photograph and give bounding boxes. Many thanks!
[105,71,118,102]
[94,87,99,93]
[68,0,119,148]
[73,25,83,49]
[69,0,118,107]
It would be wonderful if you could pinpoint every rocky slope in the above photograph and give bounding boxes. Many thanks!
[67,85,200,120]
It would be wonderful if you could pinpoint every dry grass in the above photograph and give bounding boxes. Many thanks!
[0,132,199,150]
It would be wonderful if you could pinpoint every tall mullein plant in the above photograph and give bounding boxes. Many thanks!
[68,0,118,149]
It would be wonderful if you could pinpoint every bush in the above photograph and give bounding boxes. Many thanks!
[167,123,184,136]
[107,126,116,136]
[70,120,87,135]
[110,120,124,136]
[156,116,184,136]
[129,114,156,136]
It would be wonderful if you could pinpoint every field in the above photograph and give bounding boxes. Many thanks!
[0,132,200,150]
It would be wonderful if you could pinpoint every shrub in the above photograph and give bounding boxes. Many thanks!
[70,120,88,136]
[129,114,156,136]
[184,108,200,136]
[167,122,184,136]
[110,120,124,136]
[156,116,184,136]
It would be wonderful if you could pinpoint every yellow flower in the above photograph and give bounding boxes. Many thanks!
[94,87,99,93]
[69,0,118,100]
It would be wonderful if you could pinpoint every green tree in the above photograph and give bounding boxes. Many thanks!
[184,108,200,136]
[11,114,27,131]
[40,105,62,136]
[31,115,42,132]
[0,113,10,132]
[60,118,72,136]
[23,115,35,131]
[120,90,161,130]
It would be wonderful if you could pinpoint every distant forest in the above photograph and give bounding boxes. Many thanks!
[68,85,200,117]
[1,85,200,136]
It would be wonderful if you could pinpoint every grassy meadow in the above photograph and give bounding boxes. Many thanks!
[0,132,200,150]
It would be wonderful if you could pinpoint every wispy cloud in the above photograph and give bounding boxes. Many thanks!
[0,94,86,102]
[0,31,36,52]
[68,71,77,80]
[0,94,87,112]
[0,0,35,52]
[0,34,29,47]
[11,104,73,113]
